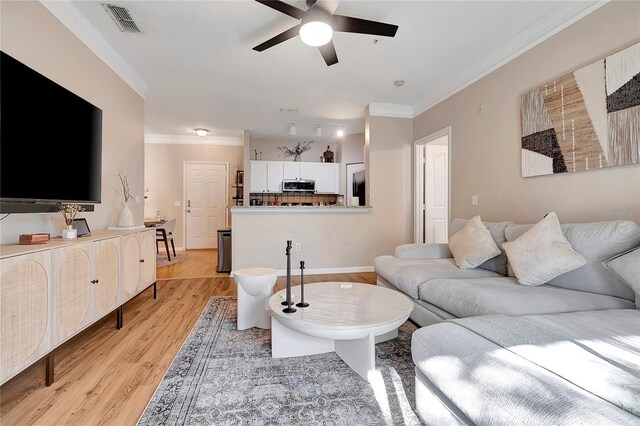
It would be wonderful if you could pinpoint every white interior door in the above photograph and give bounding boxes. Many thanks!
[186,163,227,249]
[424,143,449,243]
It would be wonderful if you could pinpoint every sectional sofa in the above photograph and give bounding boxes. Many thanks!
[375,218,640,425]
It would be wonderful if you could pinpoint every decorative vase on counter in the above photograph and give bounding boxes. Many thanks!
[118,200,135,227]
[62,225,77,240]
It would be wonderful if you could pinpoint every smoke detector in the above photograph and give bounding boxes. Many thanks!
[102,3,141,33]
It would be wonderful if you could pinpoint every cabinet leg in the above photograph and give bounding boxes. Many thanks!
[117,306,123,329]
[153,282,157,300]
[45,353,54,387]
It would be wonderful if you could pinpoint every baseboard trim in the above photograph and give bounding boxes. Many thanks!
[274,266,374,276]
[157,246,185,252]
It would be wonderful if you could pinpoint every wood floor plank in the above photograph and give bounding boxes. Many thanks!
[0,252,377,426]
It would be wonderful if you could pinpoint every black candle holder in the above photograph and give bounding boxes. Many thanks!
[282,240,297,314]
[296,260,309,308]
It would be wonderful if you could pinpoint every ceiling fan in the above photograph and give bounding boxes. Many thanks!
[253,0,398,66]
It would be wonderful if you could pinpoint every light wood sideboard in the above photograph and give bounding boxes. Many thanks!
[0,229,157,386]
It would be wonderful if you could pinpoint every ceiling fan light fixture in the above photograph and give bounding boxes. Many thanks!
[299,21,333,47]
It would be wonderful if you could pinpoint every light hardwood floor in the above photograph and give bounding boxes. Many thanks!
[155,249,227,280]
[0,251,377,425]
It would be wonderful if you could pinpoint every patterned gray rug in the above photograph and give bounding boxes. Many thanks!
[138,297,420,426]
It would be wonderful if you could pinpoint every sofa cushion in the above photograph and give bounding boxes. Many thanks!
[604,247,640,308]
[450,218,512,275]
[374,255,501,299]
[505,220,640,300]
[448,216,501,269]
[418,277,634,318]
[503,212,586,286]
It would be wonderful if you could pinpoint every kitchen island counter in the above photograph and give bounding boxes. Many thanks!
[231,206,370,213]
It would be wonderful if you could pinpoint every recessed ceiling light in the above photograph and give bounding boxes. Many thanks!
[394,80,405,87]
[194,128,209,137]
[336,130,344,138]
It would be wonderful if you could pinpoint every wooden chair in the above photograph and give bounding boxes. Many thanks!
[156,218,177,261]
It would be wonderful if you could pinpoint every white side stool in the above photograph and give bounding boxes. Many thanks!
[233,268,277,330]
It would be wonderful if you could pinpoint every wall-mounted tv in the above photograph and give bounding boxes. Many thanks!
[0,51,102,212]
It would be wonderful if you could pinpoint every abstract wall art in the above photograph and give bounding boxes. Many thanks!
[520,42,639,177]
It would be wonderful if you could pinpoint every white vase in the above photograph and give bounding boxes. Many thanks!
[118,200,135,227]
[62,225,77,240]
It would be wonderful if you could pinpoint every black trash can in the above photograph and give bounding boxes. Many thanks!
[217,229,232,273]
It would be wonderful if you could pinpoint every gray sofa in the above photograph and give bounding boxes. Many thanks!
[375,218,640,425]
[375,219,640,326]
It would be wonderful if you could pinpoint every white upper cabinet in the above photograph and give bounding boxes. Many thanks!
[250,161,339,194]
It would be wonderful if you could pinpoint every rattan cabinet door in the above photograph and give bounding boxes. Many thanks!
[0,251,52,385]
[137,231,156,291]
[121,234,141,302]
[52,244,93,346]
[93,238,120,318]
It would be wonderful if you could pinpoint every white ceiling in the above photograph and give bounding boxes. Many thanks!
[69,0,602,140]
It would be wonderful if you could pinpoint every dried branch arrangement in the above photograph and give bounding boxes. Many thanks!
[277,140,313,158]
[59,204,84,226]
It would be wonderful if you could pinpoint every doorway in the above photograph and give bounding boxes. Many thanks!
[414,127,451,244]
[184,162,228,249]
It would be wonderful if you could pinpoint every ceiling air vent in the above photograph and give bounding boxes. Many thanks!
[102,3,141,33]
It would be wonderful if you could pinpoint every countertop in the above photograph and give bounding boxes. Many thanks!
[230,206,371,213]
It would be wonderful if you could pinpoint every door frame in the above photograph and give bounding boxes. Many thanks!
[414,126,452,244]
[183,161,229,250]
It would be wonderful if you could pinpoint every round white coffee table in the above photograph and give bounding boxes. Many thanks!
[268,282,413,381]
[234,268,277,330]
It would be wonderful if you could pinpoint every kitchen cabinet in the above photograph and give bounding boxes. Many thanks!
[250,161,283,193]
[314,163,339,193]
[0,251,52,384]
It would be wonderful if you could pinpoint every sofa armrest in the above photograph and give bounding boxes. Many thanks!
[394,243,452,259]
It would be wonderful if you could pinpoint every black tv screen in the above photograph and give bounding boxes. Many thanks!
[0,51,102,204]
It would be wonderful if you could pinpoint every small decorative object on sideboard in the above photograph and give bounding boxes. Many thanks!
[323,145,334,163]
[59,203,84,240]
[278,140,313,162]
[19,233,50,245]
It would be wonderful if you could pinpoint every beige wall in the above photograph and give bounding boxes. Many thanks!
[144,143,244,248]
[232,114,413,271]
[337,133,365,196]
[0,1,145,244]
[413,1,640,225]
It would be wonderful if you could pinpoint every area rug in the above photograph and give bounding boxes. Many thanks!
[138,297,420,426]
[156,252,187,268]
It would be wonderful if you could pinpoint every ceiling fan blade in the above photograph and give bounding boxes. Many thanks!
[253,24,302,52]
[331,14,398,37]
[312,0,341,16]
[318,40,338,66]
[254,0,306,20]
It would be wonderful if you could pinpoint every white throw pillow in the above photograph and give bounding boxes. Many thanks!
[603,248,640,308]
[503,212,586,286]
[448,216,501,269]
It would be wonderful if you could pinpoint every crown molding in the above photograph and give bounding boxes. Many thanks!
[145,134,244,146]
[412,0,608,117]
[40,0,148,98]
[368,103,414,118]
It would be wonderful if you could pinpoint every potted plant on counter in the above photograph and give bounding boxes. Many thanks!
[278,140,313,162]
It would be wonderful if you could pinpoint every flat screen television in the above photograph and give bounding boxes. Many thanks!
[0,51,102,212]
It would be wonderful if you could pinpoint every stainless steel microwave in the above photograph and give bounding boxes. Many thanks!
[282,179,316,193]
